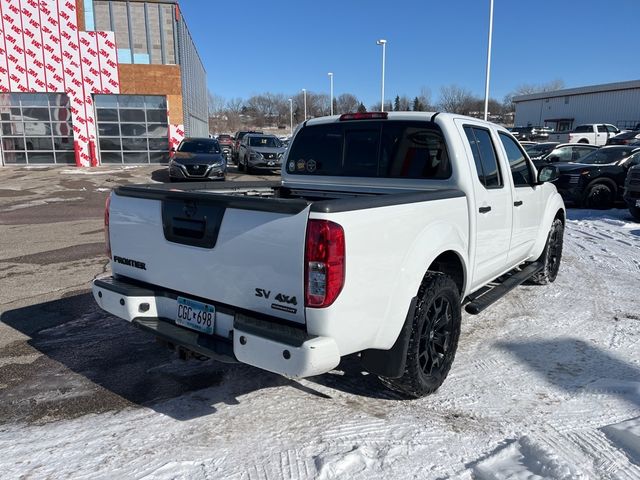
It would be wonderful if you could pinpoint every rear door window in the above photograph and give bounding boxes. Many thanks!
[286,121,450,179]
[463,126,502,188]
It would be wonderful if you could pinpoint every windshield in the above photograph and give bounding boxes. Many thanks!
[178,139,220,154]
[249,136,282,148]
[579,148,632,165]
[524,144,557,157]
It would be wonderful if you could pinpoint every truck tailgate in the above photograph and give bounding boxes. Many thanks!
[108,189,310,324]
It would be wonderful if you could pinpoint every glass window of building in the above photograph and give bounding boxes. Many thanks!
[91,1,176,65]
[0,93,74,165]
[95,94,169,164]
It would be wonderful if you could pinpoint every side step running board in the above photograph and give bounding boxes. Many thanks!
[465,261,544,315]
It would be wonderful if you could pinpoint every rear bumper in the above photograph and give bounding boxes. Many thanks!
[92,276,340,377]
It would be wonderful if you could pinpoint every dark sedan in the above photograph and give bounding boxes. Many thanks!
[606,130,640,145]
[553,146,640,208]
[168,138,227,181]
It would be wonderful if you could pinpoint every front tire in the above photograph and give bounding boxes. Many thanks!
[380,273,461,398]
[529,218,564,285]
[584,184,613,209]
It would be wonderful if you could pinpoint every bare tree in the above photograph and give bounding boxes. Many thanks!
[418,87,432,110]
[503,79,565,111]
[336,93,359,114]
[208,91,225,117]
[437,85,477,114]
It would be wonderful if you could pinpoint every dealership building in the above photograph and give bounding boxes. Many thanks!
[513,80,640,133]
[0,0,207,167]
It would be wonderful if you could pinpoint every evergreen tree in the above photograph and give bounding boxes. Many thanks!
[357,102,367,113]
[394,95,400,111]
[412,97,424,111]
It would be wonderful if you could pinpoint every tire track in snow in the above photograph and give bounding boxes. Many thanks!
[566,429,640,480]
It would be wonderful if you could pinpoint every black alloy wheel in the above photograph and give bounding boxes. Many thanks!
[380,273,461,398]
[418,296,453,377]
[529,218,564,285]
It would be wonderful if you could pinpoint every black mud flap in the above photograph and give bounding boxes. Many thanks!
[360,296,417,378]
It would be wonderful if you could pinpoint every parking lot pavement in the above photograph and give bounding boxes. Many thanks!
[0,164,280,421]
[1,167,640,478]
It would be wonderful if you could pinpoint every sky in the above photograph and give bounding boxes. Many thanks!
[180,0,640,108]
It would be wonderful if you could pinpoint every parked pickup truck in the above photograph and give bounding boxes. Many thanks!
[549,124,620,146]
[93,112,566,398]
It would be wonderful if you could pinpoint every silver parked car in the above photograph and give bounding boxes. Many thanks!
[237,134,286,174]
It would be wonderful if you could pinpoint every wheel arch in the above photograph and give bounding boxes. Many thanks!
[530,190,566,260]
[585,176,617,195]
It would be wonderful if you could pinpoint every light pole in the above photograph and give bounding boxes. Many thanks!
[302,88,307,120]
[328,72,334,115]
[288,98,293,136]
[483,0,494,121]
[376,39,387,112]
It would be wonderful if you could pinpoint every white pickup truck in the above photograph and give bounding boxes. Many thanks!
[549,123,620,145]
[93,112,566,398]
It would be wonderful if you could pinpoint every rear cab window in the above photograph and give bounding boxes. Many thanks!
[286,120,451,179]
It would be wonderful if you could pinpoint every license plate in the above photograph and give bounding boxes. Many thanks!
[636,199,640,207]
[176,297,215,335]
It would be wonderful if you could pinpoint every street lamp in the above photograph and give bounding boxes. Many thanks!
[376,39,387,112]
[288,98,293,136]
[483,0,494,121]
[302,88,307,120]
[328,72,334,115]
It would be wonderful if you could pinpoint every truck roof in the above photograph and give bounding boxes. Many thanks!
[303,111,509,133]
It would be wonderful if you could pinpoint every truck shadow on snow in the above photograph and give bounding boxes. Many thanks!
[0,293,392,423]
[498,338,640,409]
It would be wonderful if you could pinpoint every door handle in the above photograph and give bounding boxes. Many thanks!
[514,200,523,207]
[479,206,492,214]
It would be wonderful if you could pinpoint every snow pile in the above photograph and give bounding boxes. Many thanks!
[473,436,589,480]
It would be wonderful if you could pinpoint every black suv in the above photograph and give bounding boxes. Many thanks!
[553,146,640,209]
[510,126,551,141]
[624,164,640,220]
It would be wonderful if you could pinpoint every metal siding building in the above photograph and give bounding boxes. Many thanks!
[176,15,208,138]
[514,80,640,132]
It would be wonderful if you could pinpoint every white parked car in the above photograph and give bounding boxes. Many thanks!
[550,124,620,146]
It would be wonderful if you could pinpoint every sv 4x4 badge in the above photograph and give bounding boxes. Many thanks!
[255,288,298,314]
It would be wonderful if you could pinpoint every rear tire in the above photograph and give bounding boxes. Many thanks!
[630,206,640,222]
[380,273,461,398]
[578,139,589,144]
[584,184,613,209]
[529,218,564,285]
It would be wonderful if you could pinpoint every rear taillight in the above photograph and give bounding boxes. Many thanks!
[305,220,345,308]
[104,195,111,258]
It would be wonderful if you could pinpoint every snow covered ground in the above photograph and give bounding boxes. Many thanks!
[1,208,639,479]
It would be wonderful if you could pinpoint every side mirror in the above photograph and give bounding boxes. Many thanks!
[546,155,559,163]
[538,165,559,183]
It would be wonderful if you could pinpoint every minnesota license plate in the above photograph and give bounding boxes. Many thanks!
[176,297,215,335]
